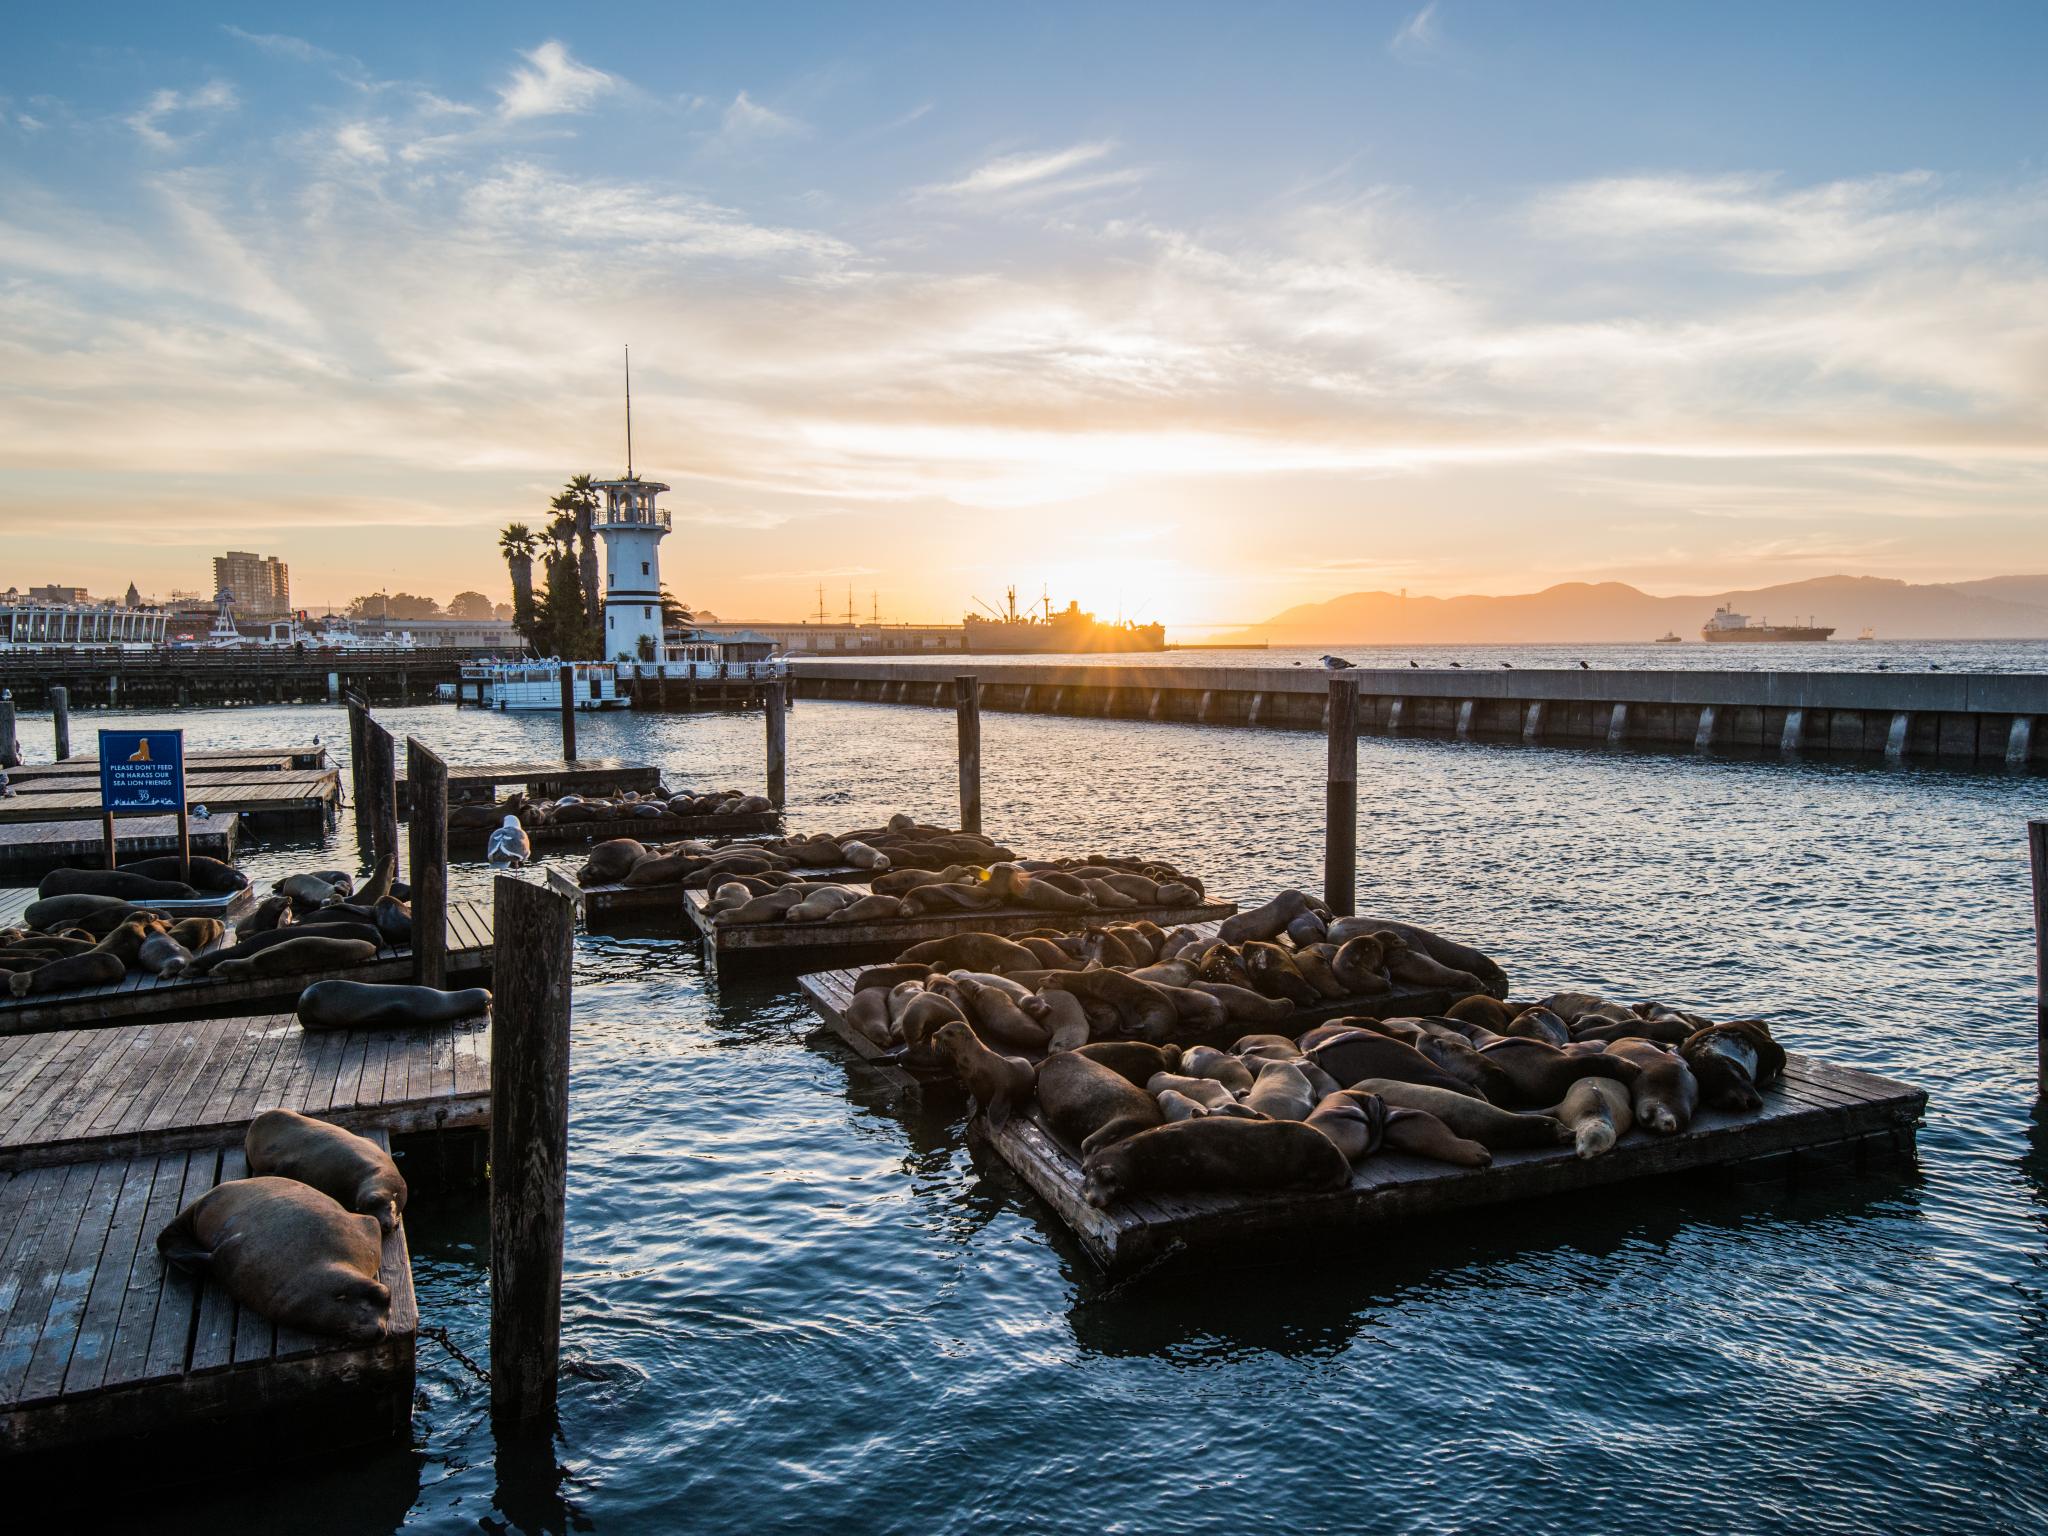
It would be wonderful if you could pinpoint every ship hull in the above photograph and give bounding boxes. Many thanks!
[964,624,1166,654]
[1700,627,1835,642]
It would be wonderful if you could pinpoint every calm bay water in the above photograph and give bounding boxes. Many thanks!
[15,692,2047,1535]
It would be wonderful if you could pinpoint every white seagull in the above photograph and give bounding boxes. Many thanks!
[1320,654,1357,670]
[487,814,532,869]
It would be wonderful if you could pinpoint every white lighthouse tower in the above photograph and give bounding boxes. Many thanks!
[591,349,672,663]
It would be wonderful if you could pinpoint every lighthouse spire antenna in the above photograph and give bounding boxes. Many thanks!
[623,344,633,478]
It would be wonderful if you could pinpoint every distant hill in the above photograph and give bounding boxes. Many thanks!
[1223,574,2048,645]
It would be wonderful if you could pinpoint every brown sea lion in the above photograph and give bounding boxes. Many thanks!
[1146,1072,1238,1111]
[932,1020,1034,1120]
[1382,1107,1492,1166]
[1306,1092,1389,1160]
[296,981,491,1030]
[1035,1051,1164,1156]
[38,866,198,902]
[1195,943,1254,990]
[156,1176,390,1341]
[185,923,382,977]
[1218,890,1316,945]
[826,894,910,923]
[1605,1038,1699,1134]
[1347,1081,1574,1151]
[1188,979,1295,1024]
[1546,1077,1634,1158]
[1081,1115,1352,1208]
[8,950,128,996]
[1071,1041,1183,1086]
[22,893,150,935]
[954,974,1049,1051]
[579,838,648,886]
[1503,1006,1572,1046]
[1446,993,1512,1030]
[898,932,1042,973]
[1021,988,1091,1052]
[245,1108,409,1233]
[137,930,196,978]
[846,986,896,1048]
[1681,1021,1785,1112]
[1471,1036,1640,1109]
[1329,934,1393,995]
[853,962,933,993]
[210,936,378,982]
[1181,1046,1255,1096]
[1243,942,1321,1005]
[1231,1033,1303,1063]
[1042,969,1177,1042]
[1289,946,1351,999]
[1306,1029,1482,1097]
[89,915,171,969]
[1246,1060,1316,1120]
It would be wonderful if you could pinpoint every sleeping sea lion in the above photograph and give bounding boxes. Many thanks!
[124,854,249,892]
[1347,1081,1574,1151]
[1070,1041,1182,1086]
[1681,1021,1785,1112]
[245,1108,409,1233]
[1181,1046,1255,1096]
[22,893,148,936]
[185,923,382,977]
[37,867,198,902]
[1306,1092,1389,1160]
[1546,1077,1634,1158]
[138,930,197,979]
[1021,988,1091,1052]
[1306,1029,1482,1097]
[296,980,492,1030]
[1218,890,1316,946]
[278,872,348,908]
[1187,979,1295,1024]
[898,932,1042,973]
[1146,1072,1238,1111]
[1081,1115,1352,1208]
[580,838,650,886]
[1035,1052,1165,1155]
[1605,1038,1699,1134]
[1471,1036,1639,1109]
[156,1177,390,1342]
[853,963,933,994]
[953,975,1048,1051]
[241,893,295,934]
[1245,1060,1315,1120]
[1445,993,1513,1031]
[1382,1107,1492,1166]
[7,950,127,996]
[211,936,378,982]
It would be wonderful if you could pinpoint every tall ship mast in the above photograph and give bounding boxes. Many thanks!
[962,585,1165,654]
[1700,605,1835,643]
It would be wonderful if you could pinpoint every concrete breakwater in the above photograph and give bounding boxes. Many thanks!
[790,661,2047,768]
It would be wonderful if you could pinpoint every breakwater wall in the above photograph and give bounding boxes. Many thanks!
[0,648,508,707]
[789,662,2048,768]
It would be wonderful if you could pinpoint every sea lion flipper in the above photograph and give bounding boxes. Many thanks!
[154,1212,212,1272]
[985,1094,1013,1131]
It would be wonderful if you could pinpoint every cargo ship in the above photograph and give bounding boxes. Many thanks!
[963,587,1166,653]
[1700,605,1835,643]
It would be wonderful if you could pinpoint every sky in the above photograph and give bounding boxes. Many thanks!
[2,1,2045,631]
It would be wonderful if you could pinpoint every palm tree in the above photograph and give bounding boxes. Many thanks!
[498,523,536,641]
[551,474,601,628]
[659,585,693,636]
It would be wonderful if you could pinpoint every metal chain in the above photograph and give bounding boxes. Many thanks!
[420,1323,491,1383]
[1090,1237,1187,1301]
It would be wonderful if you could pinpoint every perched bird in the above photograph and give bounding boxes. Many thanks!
[192,804,211,820]
[1929,662,1943,671]
[487,814,531,869]
[1578,660,1590,670]
[1408,660,1420,669]
[1449,661,1463,669]
[1501,661,1514,669]
[1876,661,1890,671]
[1320,654,1357,670]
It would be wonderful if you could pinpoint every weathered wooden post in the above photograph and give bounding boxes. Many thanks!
[50,686,70,760]
[955,674,981,835]
[489,875,575,1425]
[363,717,400,872]
[346,693,371,858]
[557,665,577,762]
[2031,820,2048,1097]
[408,738,450,987]
[765,681,787,809]
[0,695,17,769]
[1325,677,1359,917]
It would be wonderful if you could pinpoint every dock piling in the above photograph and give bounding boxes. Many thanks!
[1325,677,1359,917]
[2032,821,2048,1097]
[1606,703,1628,746]
[49,687,70,761]
[346,695,371,859]
[557,666,577,762]
[0,697,16,768]
[407,738,450,988]
[363,717,400,872]
[765,681,787,809]
[956,675,982,835]
[489,874,576,1425]
[2007,716,2034,770]
[1694,705,1717,752]
[1885,711,1911,764]
[1781,709,1804,754]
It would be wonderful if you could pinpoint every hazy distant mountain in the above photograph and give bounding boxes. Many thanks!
[1226,574,2048,645]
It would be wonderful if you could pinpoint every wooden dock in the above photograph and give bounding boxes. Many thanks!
[0,886,255,929]
[982,1054,1926,1275]
[449,809,780,851]
[3,747,328,782]
[0,816,237,880]
[0,901,495,1036]
[396,758,661,812]
[0,1138,415,1460]
[0,771,341,828]
[0,1010,490,1170]
[571,864,869,924]
[683,886,1238,974]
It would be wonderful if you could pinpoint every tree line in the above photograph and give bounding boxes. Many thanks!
[500,475,694,660]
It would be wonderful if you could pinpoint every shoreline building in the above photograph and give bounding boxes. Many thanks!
[213,551,289,618]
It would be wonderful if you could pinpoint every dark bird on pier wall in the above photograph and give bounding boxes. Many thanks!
[1578,660,1589,670]
[1501,661,1514,669]
[1930,662,1943,671]
[1450,661,1463,668]
[1877,661,1890,671]
[1409,660,1419,669]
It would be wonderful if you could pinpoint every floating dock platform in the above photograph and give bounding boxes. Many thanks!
[683,885,1238,975]
[3,747,328,784]
[0,771,341,829]
[981,1053,1925,1275]
[0,1010,491,1171]
[0,817,238,881]
[396,758,661,812]
[0,1139,415,1461]
[0,901,495,1036]
[449,809,780,852]
[568,863,868,925]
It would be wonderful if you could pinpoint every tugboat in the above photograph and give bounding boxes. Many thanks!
[1654,631,1682,644]
[1700,605,1835,643]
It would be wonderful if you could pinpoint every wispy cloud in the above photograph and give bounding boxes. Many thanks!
[496,40,618,121]
[712,90,804,148]
[220,26,333,65]
[125,80,238,150]
[1390,3,1444,59]
[919,141,1141,204]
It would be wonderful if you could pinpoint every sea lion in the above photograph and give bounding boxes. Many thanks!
[1332,917,1508,997]
[1042,969,1177,1042]
[580,838,650,886]
[1471,1036,1639,1109]
[1035,1051,1165,1156]
[853,963,933,994]
[278,872,348,908]
[1246,1060,1315,1120]
[1218,890,1316,945]
[1285,910,1329,949]
[1241,942,1320,1005]
[88,915,171,969]
[1289,946,1350,999]
[1547,1077,1635,1158]
[297,980,492,1030]
[1146,1072,1238,1111]
[1156,1089,1208,1122]
[1329,934,1392,995]
[1307,1029,1483,1097]
[1681,1021,1785,1112]
[826,894,910,922]
[124,854,248,892]
[931,1020,1034,1120]
[211,936,379,982]
[372,897,411,948]
[1415,1031,1522,1101]
[1232,1033,1303,1064]
[185,923,383,977]
[899,932,1042,973]
[1382,1107,1492,1167]
[1081,1115,1352,1208]
[1605,1039,1699,1134]
[1446,993,1513,1030]
[7,950,127,996]
[953,975,1048,1051]
[846,986,896,1048]
[245,1108,409,1233]
[1181,1045,1255,1096]
[137,930,197,978]
[22,893,147,936]
[1347,1081,1574,1151]
[1306,1091,1390,1160]
[1070,1041,1182,1086]
[1187,979,1295,1024]
[37,867,198,902]
[242,893,295,934]
[1195,944,1254,991]
[156,1176,390,1342]
[1504,1006,1572,1046]
[786,886,858,922]
[1021,988,1091,1052]
[354,852,397,906]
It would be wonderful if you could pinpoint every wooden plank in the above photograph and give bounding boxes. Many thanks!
[140,1147,215,1382]
[59,1153,160,1395]
[187,1146,242,1375]
[103,1150,198,1388]
[0,1165,70,1319]
[0,1161,103,1402]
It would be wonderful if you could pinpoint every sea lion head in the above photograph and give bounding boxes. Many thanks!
[310,1266,393,1343]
